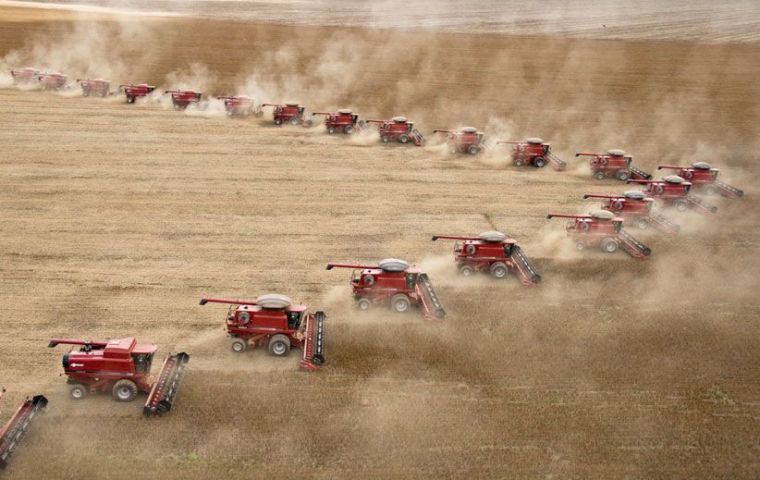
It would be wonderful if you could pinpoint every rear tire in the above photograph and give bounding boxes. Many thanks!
[343,125,354,134]
[381,135,390,143]
[274,118,283,125]
[391,293,410,313]
[357,298,371,311]
[70,384,87,400]
[533,157,546,168]
[327,126,336,134]
[127,95,136,104]
[593,171,606,180]
[230,338,247,353]
[268,334,291,357]
[398,134,410,144]
[601,237,619,253]
[290,116,300,125]
[467,145,480,155]
[459,265,475,276]
[112,379,138,402]
[489,262,508,279]
[616,170,630,181]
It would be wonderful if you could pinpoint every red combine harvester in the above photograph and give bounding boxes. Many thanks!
[546,211,652,258]
[262,103,313,126]
[366,116,425,146]
[9,67,39,83]
[326,259,445,320]
[0,389,47,469]
[627,175,718,214]
[37,72,67,90]
[164,90,202,110]
[217,95,262,117]
[312,108,365,134]
[431,231,541,286]
[657,162,744,198]
[576,149,651,181]
[496,138,567,170]
[583,191,680,234]
[120,83,156,103]
[77,78,110,97]
[433,126,484,155]
[48,338,189,416]
[199,294,325,371]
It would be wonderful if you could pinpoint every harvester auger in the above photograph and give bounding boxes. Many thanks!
[627,175,718,214]
[164,89,202,110]
[119,83,156,103]
[9,67,40,84]
[0,388,48,469]
[199,294,325,371]
[576,149,651,181]
[326,259,445,320]
[583,192,680,234]
[546,211,652,258]
[312,108,366,134]
[433,127,485,155]
[261,103,314,126]
[658,162,744,198]
[496,138,567,170]
[48,338,189,416]
[77,78,110,97]
[217,95,262,117]
[431,231,541,286]
[37,72,67,91]
[366,116,425,146]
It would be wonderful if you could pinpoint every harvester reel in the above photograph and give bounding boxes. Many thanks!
[391,294,411,313]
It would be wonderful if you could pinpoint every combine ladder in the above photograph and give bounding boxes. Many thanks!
[686,195,718,214]
[617,230,652,258]
[510,246,542,286]
[0,395,47,469]
[300,311,326,371]
[714,181,744,198]
[546,152,567,171]
[415,274,446,320]
[630,166,652,180]
[647,213,680,235]
[144,352,190,417]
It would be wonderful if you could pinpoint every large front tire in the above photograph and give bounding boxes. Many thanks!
[70,384,87,400]
[391,293,410,313]
[268,334,291,357]
[489,262,508,279]
[112,379,138,402]
[231,338,247,353]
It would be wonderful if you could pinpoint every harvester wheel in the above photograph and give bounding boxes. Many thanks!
[82,90,90,98]
[616,170,630,181]
[112,379,138,402]
[593,171,606,180]
[575,241,586,251]
[381,135,390,143]
[489,262,508,279]
[290,116,300,125]
[327,126,336,134]
[467,145,480,155]
[459,265,475,276]
[344,125,354,134]
[533,157,546,168]
[391,294,410,313]
[674,199,688,212]
[601,237,619,253]
[398,134,410,144]
[514,158,524,167]
[274,118,283,125]
[230,338,247,353]
[126,95,136,104]
[357,298,371,311]
[268,334,291,357]
[70,384,87,400]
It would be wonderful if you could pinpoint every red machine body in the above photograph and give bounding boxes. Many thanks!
[326,259,445,320]
[547,211,652,258]
[217,95,262,116]
[312,108,365,134]
[165,90,202,110]
[77,78,110,97]
[37,72,67,90]
[576,149,651,181]
[366,116,425,146]
[199,295,325,371]
[431,231,541,286]
[9,67,39,83]
[583,191,680,234]
[497,137,567,170]
[262,103,313,126]
[0,390,47,469]
[658,162,743,198]
[48,337,189,416]
[120,83,156,103]
[433,127,484,155]
[627,175,718,214]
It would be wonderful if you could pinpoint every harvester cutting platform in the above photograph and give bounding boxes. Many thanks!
[199,294,325,371]
[576,149,651,181]
[120,83,156,103]
[583,192,680,234]
[0,389,47,469]
[312,109,365,134]
[48,338,189,416]
[431,231,541,286]
[547,211,652,258]
[366,116,425,146]
[658,162,744,198]
[433,127,484,155]
[77,78,110,97]
[326,259,445,320]
[217,95,262,116]
[497,138,567,170]
[627,176,717,214]
[164,90,202,110]
[262,103,314,126]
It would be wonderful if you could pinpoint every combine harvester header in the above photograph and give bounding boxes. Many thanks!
[497,138,567,170]
[583,192,680,234]
[0,388,48,469]
[627,176,717,214]
[657,162,744,198]
[547,211,652,258]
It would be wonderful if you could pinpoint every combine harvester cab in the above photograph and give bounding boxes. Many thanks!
[199,295,325,371]
[217,95,262,117]
[77,78,110,97]
[658,163,744,198]
[9,67,40,84]
[312,108,365,134]
[576,149,651,181]
[48,338,189,416]
[164,90,202,110]
[433,127,484,155]
[431,231,541,286]
[326,259,445,320]
[262,103,314,126]
[628,176,718,214]
[0,390,48,469]
[497,138,566,170]
[547,211,651,259]
[366,116,425,146]
[37,72,67,91]
[583,192,680,234]
[120,83,156,103]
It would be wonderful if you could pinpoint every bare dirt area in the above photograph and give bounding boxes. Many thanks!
[0,5,759,479]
